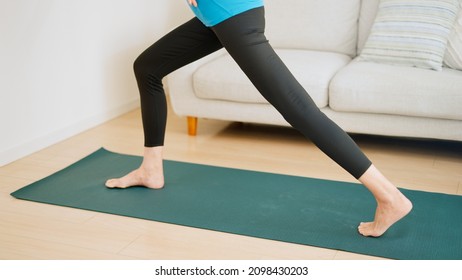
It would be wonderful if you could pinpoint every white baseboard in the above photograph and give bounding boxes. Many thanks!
[0,99,140,167]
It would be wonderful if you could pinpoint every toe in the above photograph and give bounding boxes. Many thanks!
[105,179,118,188]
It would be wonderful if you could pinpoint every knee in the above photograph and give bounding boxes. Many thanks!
[134,50,165,78]
[133,53,150,78]
[133,52,165,96]
[133,52,165,87]
[281,102,325,132]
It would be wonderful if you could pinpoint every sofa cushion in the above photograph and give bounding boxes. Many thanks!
[193,49,351,108]
[329,61,462,121]
[264,0,360,57]
[358,0,461,71]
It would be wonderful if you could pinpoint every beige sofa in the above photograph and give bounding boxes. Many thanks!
[167,0,462,141]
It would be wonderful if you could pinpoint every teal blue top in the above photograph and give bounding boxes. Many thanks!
[188,0,264,27]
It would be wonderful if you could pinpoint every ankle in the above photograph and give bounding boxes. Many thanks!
[377,189,405,207]
[141,146,163,168]
[376,194,393,206]
[143,146,163,157]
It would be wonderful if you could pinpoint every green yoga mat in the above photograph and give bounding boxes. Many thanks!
[11,148,462,260]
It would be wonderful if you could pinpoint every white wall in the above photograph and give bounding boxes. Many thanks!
[0,0,193,166]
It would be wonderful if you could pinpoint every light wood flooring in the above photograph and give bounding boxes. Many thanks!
[1,102,461,260]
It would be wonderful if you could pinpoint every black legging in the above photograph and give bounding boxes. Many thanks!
[133,7,372,179]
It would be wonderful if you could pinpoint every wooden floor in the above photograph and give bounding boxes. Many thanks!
[1,102,461,260]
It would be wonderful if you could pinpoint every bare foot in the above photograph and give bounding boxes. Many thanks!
[106,146,164,190]
[105,167,164,189]
[358,191,413,237]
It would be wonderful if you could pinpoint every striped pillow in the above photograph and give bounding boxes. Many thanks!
[359,0,460,71]
[444,2,462,70]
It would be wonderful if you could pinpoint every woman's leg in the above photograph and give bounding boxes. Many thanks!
[212,8,371,179]
[211,7,411,237]
[106,18,222,189]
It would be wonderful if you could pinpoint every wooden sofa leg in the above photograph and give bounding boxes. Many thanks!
[187,116,198,136]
